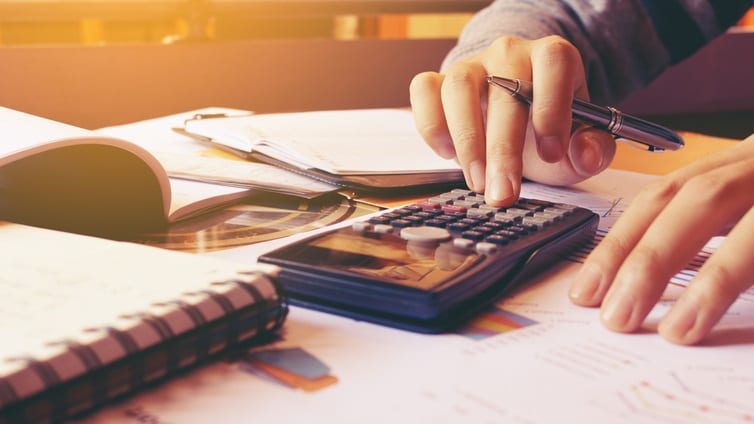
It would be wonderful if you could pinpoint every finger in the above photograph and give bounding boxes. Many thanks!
[659,205,754,345]
[600,157,754,333]
[569,141,754,306]
[568,126,616,177]
[481,37,532,205]
[530,36,584,163]
[410,72,455,159]
[440,61,488,192]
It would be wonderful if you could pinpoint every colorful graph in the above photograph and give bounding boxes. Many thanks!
[241,347,338,392]
[457,307,539,340]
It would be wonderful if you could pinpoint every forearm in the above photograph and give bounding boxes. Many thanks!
[444,0,752,103]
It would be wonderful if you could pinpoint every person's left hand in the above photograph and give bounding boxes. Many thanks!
[568,134,754,345]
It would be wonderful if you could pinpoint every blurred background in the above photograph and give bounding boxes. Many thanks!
[0,1,752,136]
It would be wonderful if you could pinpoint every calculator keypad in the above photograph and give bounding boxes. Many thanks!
[354,191,577,254]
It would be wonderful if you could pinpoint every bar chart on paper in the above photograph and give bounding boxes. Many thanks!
[457,307,539,340]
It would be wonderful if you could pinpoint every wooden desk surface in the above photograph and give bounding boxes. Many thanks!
[610,131,741,175]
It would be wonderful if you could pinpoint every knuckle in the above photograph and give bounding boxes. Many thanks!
[637,178,683,204]
[598,235,631,262]
[700,265,740,304]
[442,65,479,88]
[409,72,437,93]
[626,245,663,276]
[680,174,733,205]
[489,35,523,55]
[534,37,580,66]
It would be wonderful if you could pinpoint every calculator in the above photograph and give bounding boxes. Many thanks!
[259,189,599,333]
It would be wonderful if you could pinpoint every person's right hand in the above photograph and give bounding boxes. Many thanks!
[409,35,616,206]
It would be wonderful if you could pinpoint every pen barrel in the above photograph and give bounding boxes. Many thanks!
[571,99,683,151]
[616,114,684,151]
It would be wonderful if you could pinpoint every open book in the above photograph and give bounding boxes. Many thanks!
[0,108,335,238]
[0,222,287,422]
[182,109,465,191]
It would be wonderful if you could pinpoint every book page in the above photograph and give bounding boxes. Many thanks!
[184,109,462,175]
[0,222,265,361]
[98,108,338,198]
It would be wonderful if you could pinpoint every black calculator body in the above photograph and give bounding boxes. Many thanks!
[259,190,599,333]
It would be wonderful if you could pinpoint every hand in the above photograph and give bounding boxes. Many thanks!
[409,35,616,206]
[569,135,754,344]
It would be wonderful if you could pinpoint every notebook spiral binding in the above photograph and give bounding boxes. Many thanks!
[0,274,288,424]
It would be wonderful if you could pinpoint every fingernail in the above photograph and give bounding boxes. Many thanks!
[468,160,486,193]
[569,262,603,304]
[539,136,564,163]
[578,139,604,174]
[487,176,515,205]
[659,296,699,343]
[601,291,635,331]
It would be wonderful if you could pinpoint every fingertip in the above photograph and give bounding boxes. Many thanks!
[568,262,604,307]
[485,175,516,206]
[600,290,638,333]
[570,127,615,176]
[537,135,565,163]
[658,296,706,345]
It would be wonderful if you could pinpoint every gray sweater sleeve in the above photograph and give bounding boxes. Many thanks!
[443,0,752,103]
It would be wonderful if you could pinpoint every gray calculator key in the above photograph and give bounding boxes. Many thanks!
[428,196,452,204]
[352,222,373,233]
[453,200,480,209]
[522,216,550,229]
[467,208,493,218]
[400,226,452,242]
[493,213,522,223]
[453,238,475,249]
[373,224,395,234]
[476,242,498,254]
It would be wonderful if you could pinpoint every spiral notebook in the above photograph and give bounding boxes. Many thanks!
[0,222,288,423]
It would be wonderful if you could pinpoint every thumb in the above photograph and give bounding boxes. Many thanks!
[568,126,616,177]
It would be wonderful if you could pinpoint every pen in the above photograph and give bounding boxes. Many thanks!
[487,75,684,152]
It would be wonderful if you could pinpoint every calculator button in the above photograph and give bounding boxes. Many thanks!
[507,225,529,234]
[461,230,485,241]
[467,208,493,219]
[505,208,533,216]
[415,211,436,219]
[428,196,452,205]
[448,222,471,232]
[391,219,412,228]
[453,200,480,209]
[513,202,542,211]
[459,218,483,226]
[485,235,510,245]
[373,224,394,234]
[453,238,475,249]
[493,213,522,223]
[403,216,425,226]
[442,205,467,214]
[424,219,447,228]
[534,212,560,221]
[471,226,494,235]
[437,215,459,223]
[478,204,504,212]
[522,216,550,229]
[450,189,473,196]
[400,226,451,242]
[418,201,442,211]
[476,242,498,255]
[381,212,402,220]
[442,211,467,219]
[545,207,572,217]
[352,222,372,233]
[393,208,413,217]
[369,216,392,225]
[405,205,423,212]
[495,230,519,239]
[479,222,504,231]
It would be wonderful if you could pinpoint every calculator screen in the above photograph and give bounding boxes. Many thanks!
[277,229,479,290]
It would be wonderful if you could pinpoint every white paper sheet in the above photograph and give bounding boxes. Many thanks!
[83,168,754,424]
